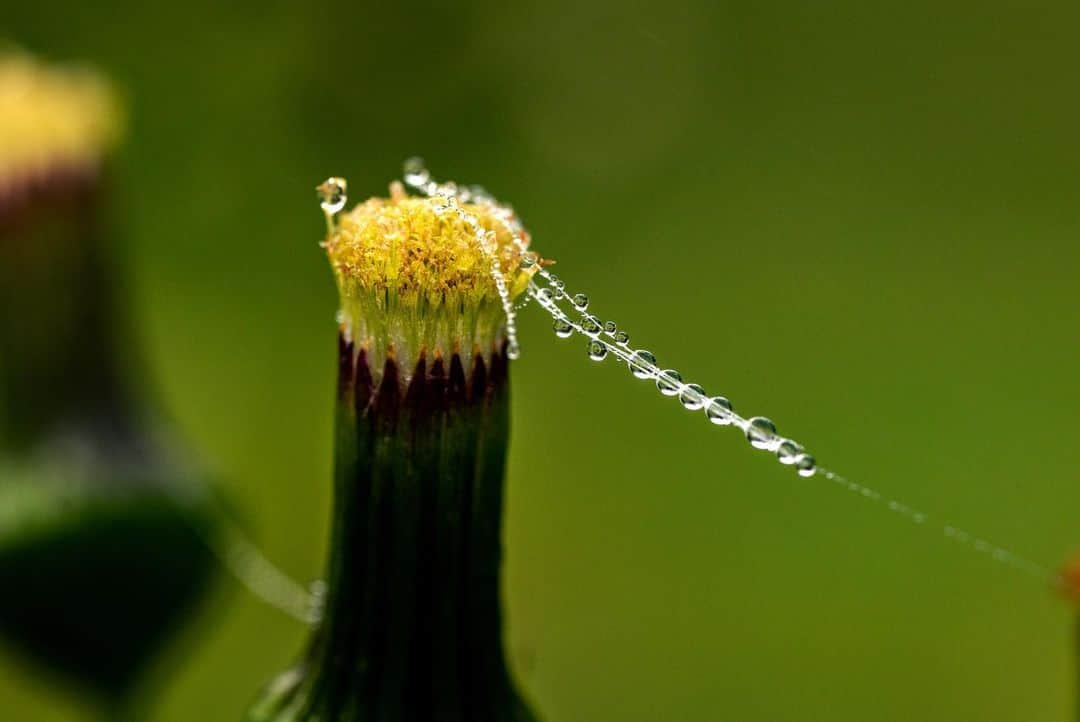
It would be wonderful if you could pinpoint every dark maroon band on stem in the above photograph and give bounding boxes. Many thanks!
[338,333,509,425]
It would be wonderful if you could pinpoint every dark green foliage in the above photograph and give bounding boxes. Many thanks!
[0,476,216,702]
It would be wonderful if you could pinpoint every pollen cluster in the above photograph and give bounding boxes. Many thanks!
[324,185,538,376]
[0,53,122,185]
[324,187,533,309]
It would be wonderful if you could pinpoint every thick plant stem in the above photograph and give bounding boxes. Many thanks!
[251,335,535,722]
[0,169,133,453]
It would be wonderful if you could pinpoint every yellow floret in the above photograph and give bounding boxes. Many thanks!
[324,191,534,308]
[0,52,122,183]
[324,187,538,374]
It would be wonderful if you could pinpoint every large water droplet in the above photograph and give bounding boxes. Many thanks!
[553,318,573,338]
[572,293,590,311]
[746,417,779,450]
[795,454,817,477]
[580,315,602,336]
[679,383,706,410]
[656,369,683,396]
[403,157,430,187]
[629,350,657,379]
[587,340,608,361]
[705,396,734,425]
[775,439,803,465]
[317,177,347,214]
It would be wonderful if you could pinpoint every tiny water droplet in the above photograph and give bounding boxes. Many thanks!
[656,369,683,396]
[536,287,553,302]
[794,454,817,477]
[548,274,565,290]
[679,383,706,410]
[614,331,630,345]
[572,293,590,311]
[629,350,657,379]
[580,315,602,336]
[745,416,778,450]
[520,252,539,269]
[507,340,521,360]
[705,396,734,425]
[603,320,618,335]
[317,177,347,214]
[775,439,803,465]
[553,318,573,338]
[587,339,608,361]
[403,157,430,186]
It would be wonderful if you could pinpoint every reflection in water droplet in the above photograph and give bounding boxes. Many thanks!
[656,369,683,396]
[581,315,602,336]
[746,416,778,450]
[614,331,630,345]
[794,454,817,478]
[572,293,590,311]
[587,340,608,361]
[629,350,657,379]
[776,439,803,465]
[705,396,734,425]
[679,383,706,410]
[317,177,348,215]
[553,319,573,338]
[403,157,430,187]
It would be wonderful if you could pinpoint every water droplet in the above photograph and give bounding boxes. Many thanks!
[316,177,347,214]
[507,340,521,360]
[775,439,803,465]
[587,340,608,361]
[548,275,565,290]
[536,287,553,303]
[679,383,706,410]
[614,331,630,345]
[705,396,734,425]
[403,157,430,186]
[553,318,573,338]
[795,454,817,477]
[572,293,590,311]
[745,416,778,450]
[629,350,657,379]
[580,315,602,336]
[520,252,539,269]
[656,369,683,396]
[603,320,618,335]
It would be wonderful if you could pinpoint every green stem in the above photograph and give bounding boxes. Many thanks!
[0,169,132,452]
[251,336,535,722]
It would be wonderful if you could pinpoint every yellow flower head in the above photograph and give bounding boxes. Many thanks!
[0,52,122,186]
[324,182,539,376]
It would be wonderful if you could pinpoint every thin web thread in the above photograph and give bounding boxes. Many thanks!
[396,160,1059,590]
[162,480,318,625]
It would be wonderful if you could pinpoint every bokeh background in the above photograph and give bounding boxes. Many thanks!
[4,1,1080,720]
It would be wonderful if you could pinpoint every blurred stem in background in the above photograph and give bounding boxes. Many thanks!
[1059,555,1080,722]
[250,181,537,721]
[0,52,217,716]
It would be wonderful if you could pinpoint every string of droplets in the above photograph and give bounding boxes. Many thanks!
[317,165,1059,588]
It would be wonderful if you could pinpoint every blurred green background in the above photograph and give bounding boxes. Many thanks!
[4,1,1080,720]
